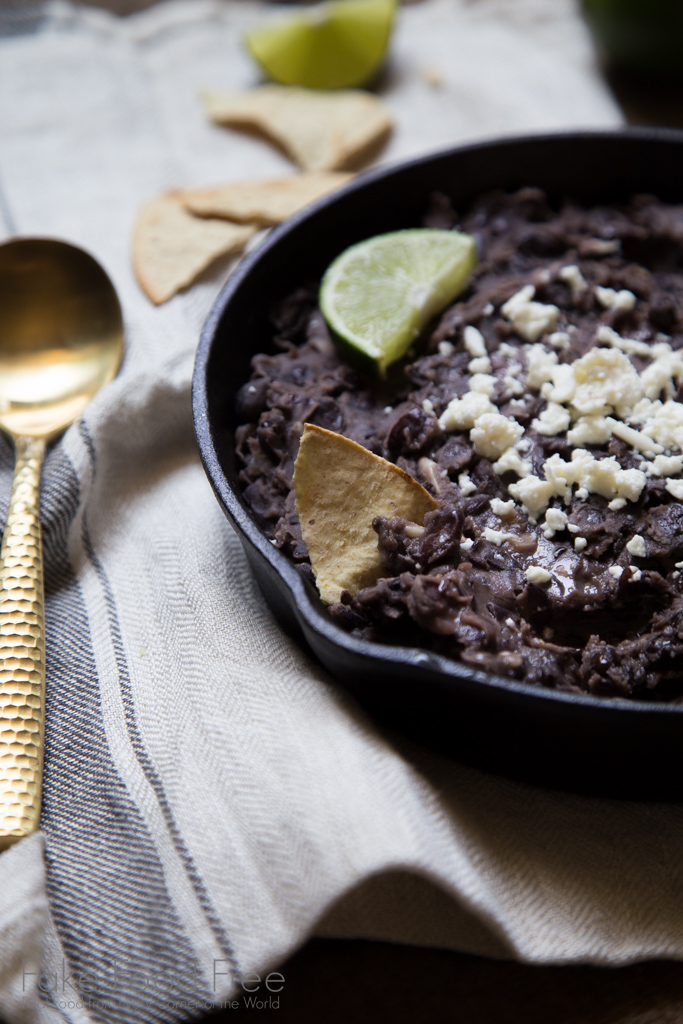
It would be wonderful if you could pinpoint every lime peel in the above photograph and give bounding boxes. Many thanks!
[320,229,478,376]
[245,0,397,91]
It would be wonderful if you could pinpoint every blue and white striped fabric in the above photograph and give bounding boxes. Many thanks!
[5,4,682,1024]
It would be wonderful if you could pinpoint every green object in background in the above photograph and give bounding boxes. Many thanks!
[244,0,396,91]
[320,229,478,377]
[582,0,683,79]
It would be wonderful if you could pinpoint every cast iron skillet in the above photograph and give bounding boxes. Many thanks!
[194,128,683,799]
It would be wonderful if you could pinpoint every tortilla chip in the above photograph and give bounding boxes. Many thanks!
[202,86,392,172]
[180,171,354,226]
[293,424,438,604]
[132,193,257,304]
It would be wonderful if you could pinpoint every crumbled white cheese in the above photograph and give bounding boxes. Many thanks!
[526,344,559,390]
[574,537,587,552]
[422,398,435,416]
[493,447,533,479]
[595,286,636,311]
[501,285,560,343]
[438,391,495,430]
[620,470,652,503]
[490,498,516,519]
[626,534,647,558]
[543,449,593,502]
[483,527,518,546]
[584,459,647,503]
[503,368,525,396]
[404,523,425,539]
[468,356,493,375]
[460,536,474,552]
[542,449,646,509]
[469,372,497,395]
[629,566,642,582]
[559,265,588,297]
[542,507,569,538]
[608,565,624,579]
[586,238,620,256]
[498,342,519,359]
[566,415,612,447]
[640,344,683,401]
[571,347,642,419]
[470,413,524,460]
[606,416,663,455]
[418,457,442,492]
[567,523,579,533]
[505,616,515,628]
[458,472,476,496]
[533,402,571,437]
[482,303,494,316]
[438,340,454,357]
[608,498,627,511]
[508,476,555,521]
[548,331,571,350]
[666,479,683,500]
[525,566,552,584]
[649,454,683,477]
[597,324,651,358]
[541,362,576,405]
[463,325,487,358]
[383,406,393,414]
[631,398,683,451]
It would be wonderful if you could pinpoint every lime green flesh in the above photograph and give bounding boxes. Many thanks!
[245,0,396,91]
[320,229,478,376]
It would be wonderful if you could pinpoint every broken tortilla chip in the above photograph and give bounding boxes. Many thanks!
[132,193,257,304]
[180,171,354,226]
[202,86,392,172]
[293,423,438,604]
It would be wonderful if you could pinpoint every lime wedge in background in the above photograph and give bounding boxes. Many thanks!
[244,0,397,91]
[320,229,478,376]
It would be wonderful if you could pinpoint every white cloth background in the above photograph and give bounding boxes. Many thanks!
[1,3,677,1024]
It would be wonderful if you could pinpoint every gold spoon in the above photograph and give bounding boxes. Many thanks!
[0,238,123,850]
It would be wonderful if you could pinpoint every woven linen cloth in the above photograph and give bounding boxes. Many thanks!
[1,2,678,1023]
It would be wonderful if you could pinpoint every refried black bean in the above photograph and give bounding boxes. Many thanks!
[235,188,683,702]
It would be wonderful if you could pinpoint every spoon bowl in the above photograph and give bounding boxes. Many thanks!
[0,239,122,436]
[0,238,123,849]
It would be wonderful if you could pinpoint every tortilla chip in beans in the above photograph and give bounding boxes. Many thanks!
[293,423,438,604]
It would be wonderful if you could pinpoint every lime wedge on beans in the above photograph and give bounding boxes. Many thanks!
[245,0,396,91]
[319,228,478,376]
